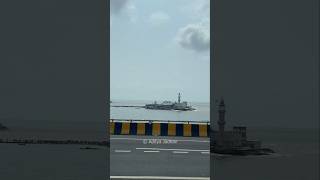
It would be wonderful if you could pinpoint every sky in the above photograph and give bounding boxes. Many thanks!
[110,0,210,102]
[0,0,107,126]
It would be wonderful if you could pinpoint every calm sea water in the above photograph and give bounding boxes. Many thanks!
[213,127,319,180]
[0,117,108,180]
[111,100,210,122]
[0,100,319,179]
[0,144,108,180]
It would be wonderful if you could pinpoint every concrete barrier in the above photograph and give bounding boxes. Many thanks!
[110,120,210,137]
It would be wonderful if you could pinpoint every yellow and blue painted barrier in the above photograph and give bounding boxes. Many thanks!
[110,120,210,137]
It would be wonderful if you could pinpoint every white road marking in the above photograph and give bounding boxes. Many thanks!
[110,176,210,180]
[201,152,210,154]
[143,150,160,153]
[136,147,209,152]
[173,151,189,154]
[115,150,131,153]
[110,137,209,143]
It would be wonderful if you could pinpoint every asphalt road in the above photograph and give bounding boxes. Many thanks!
[110,135,210,180]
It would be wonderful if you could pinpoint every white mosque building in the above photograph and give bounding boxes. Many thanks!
[212,99,262,153]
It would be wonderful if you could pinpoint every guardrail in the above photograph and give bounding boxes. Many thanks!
[109,119,210,137]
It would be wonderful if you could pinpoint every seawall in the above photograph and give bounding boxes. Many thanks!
[110,119,210,137]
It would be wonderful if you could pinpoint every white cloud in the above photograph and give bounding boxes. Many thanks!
[176,21,210,52]
[180,0,209,20]
[110,0,129,15]
[175,0,210,52]
[110,0,138,23]
[127,3,138,23]
[148,11,171,26]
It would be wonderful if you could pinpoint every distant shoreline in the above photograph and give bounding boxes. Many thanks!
[0,138,109,146]
[111,99,210,104]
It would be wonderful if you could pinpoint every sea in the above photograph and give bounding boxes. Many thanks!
[110,100,210,122]
[213,127,319,180]
[0,100,319,180]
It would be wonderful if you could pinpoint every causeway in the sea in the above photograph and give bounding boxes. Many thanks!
[111,100,210,122]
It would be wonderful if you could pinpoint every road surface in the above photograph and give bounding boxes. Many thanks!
[110,135,210,180]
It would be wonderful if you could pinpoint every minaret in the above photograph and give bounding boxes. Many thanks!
[178,93,181,103]
[218,98,226,133]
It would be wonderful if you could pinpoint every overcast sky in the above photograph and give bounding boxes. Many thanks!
[110,0,210,102]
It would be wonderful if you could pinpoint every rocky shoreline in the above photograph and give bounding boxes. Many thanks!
[0,123,8,130]
[0,138,109,147]
[212,147,275,156]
